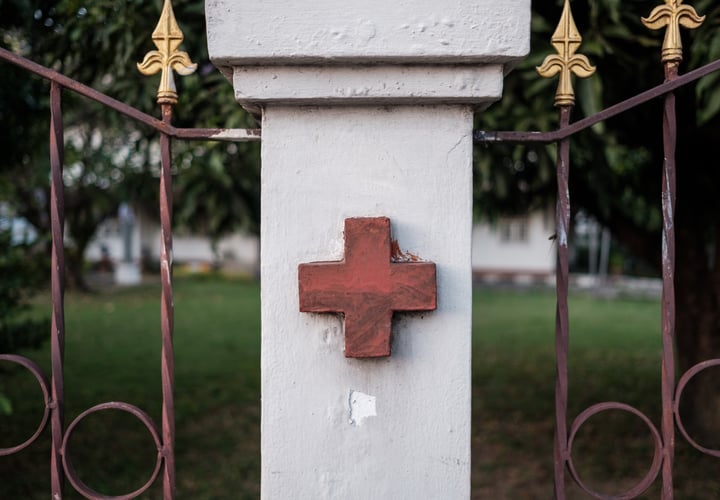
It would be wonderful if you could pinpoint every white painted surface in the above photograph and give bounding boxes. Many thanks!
[261,106,473,498]
[348,390,377,427]
[232,65,504,106]
[206,0,531,66]
[206,0,532,496]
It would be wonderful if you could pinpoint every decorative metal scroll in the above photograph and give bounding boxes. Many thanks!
[478,0,715,498]
[0,1,259,498]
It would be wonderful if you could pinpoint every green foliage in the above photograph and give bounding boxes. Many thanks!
[478,0,720,269]
[2,277,261,497]
[688,1,720,124]
[477,3,720,429]
[0,0,260,288]
[0,228,49,354]
[0,393,12,416]
[43,0,261,239]
[4,281,718,496]
[0,226,50,415]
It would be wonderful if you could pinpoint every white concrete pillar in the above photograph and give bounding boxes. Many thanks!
[207,2,531,498]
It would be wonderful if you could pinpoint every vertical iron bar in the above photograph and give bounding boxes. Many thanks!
[159,103,176,499]
[660,62,678,500]
[49,81,66,499]
[553,106,572,500]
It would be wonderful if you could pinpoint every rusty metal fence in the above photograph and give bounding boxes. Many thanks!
[476,1,718,499]
[1,0,719,498]
[0,2,259,498]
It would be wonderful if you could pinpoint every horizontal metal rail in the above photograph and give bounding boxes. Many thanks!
[7,44,720,146]
[0,47,261,142]
[475,56,720,144]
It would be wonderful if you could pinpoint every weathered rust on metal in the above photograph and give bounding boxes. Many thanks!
[136,10,205,491]
[159,103,177,499]
[674,359,720,458]
[553,105,571,500]
[61,402,163,499]
[298,217,437,358]
[49,81,66,499]
[548,72,669,500]
[0,355,51,456]
[659,59,679,500]
[0,5,262,498]
[475,55,720,144]
[174,127,261,141]
[0,47,261,142]
[567,402,663,499]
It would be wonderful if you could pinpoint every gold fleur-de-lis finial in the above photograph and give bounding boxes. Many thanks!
[537,0,596,107]
[137,0,197,104]
[642,0,704,64]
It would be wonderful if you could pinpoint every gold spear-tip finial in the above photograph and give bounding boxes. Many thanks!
[137,0,197,105]
[642,0,704,64]
[537,0,596,107]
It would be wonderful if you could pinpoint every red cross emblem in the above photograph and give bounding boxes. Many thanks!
[298,217,437,358]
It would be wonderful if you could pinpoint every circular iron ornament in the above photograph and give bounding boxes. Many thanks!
[674,358,720,458]
[0,354,51,456]
[567,402,663,500]
[61,402,163,500]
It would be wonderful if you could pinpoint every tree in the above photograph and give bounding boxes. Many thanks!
[477,0,720,439]
[0,227,48,353]
[0,0,259,289]
[0,224,50,415]
[4,0,720,437]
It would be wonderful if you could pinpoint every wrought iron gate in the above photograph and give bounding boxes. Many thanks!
[476,1,719,498]
[0,1,259,497]
[1,0,720,498]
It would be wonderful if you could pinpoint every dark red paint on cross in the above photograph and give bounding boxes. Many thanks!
[298,217,437,358]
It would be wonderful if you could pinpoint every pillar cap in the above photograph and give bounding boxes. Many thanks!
[206,0,531,107]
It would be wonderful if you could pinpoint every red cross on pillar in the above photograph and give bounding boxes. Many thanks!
[298,217,437,358]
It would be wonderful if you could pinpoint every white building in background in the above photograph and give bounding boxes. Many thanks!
[0,203,38,245]
[86,206,554,284]
[85,208,260,279]
[471,207,556,285]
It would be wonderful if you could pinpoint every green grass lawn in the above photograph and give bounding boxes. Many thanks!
[1,278,718,498]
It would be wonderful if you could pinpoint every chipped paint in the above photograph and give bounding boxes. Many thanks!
[348,390,376,426]
[557,219,568,247]
[390,239,422,262]
[209,128,262,141]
